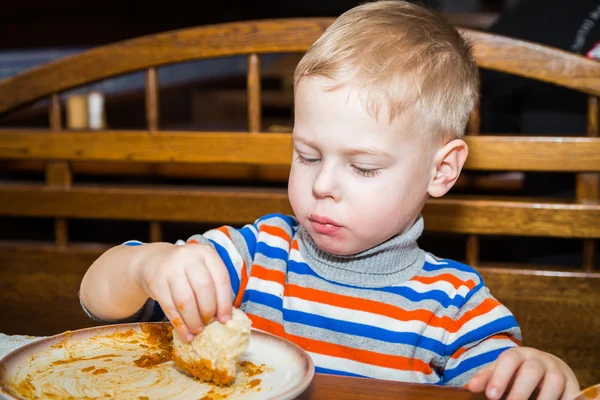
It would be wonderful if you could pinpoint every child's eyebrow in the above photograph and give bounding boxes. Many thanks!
[293,136,392,159]
[342,148,393,159]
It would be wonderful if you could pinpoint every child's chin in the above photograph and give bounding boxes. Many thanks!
[311,235,360,256]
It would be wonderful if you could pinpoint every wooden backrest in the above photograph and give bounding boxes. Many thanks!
[0,18,598,387]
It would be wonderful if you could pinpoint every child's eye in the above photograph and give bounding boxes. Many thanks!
[296,154,320,165]
[352,165,380,177]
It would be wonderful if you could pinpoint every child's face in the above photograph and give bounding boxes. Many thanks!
[288,76,437,256]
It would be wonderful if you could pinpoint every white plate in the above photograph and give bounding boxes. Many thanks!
[0,322,314,400]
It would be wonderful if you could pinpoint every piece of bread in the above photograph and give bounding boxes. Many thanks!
[172,308,251,386]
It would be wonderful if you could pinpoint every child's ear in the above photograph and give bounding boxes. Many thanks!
[427,139,468,198]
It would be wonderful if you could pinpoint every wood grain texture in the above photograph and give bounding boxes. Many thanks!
[298,373,485,399]
[1,20,599,114]
[0,18,333,114]
[145,67,159,131]
[0,131,293,165]
[0,242,106,336]
[1,131,600,172]
[1,185,599,238]
[477,267,600,388]
[247,53,261,132]
[460,28,600,96]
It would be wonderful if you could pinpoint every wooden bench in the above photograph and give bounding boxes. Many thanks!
[0,18,598,387]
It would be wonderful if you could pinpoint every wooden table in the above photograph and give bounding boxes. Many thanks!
[298,373,486,399]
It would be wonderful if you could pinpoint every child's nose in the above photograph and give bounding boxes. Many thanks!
[312,164,339,200]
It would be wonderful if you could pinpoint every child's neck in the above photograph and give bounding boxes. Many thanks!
[297,216,425,288]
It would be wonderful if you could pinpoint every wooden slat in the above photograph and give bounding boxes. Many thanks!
[466,235,479,266]
[578,96,600,271]
[423,198,600,238]
[149,221,162,242]
[247,53,261,132]
[48,95,71,247]
[1,20,598,115]
[1,184,599,238]
[49,93,62,131]
[0,19,334,114]
[0,183,292,224]
[145,67,160,132]
[1,131,600,172]
[460,28,600,96]
[0,130,293,165]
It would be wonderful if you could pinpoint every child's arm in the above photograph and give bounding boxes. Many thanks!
[79,241,233,342]
[441,281,579,399]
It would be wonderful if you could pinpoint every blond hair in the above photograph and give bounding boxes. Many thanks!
[293,0,478,139]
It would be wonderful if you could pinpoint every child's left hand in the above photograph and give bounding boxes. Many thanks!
[467,347,580,400]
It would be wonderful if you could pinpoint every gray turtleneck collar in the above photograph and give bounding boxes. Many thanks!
[296,215,426,288]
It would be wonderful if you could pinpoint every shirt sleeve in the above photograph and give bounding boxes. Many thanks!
[441,282,522,387]
[79,221,260,324]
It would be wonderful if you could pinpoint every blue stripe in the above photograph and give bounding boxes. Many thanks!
[256,213,297,232]
[443,346,512,382]
[123,240,143,246]
[445,315,520,355]
[422,258,481,277]
[315,366,368,378]
[256,242,289,261]
[244,290,283,310]
[288,260,469,309]
[239,225,257,257]
[245,289,445,355]
[208,239,240,297]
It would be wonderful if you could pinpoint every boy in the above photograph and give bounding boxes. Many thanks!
[79,1,580,398]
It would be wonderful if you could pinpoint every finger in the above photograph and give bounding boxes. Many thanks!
[485,349,524,400]
[202,247,233,323]
[154,281,193,342]
[467,364,494,393]
[168,271,204,338]
[536,368,566,400]
[185,262,217,326]
[504,358,545,400]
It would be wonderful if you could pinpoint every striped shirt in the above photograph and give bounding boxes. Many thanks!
[120,213,521,387]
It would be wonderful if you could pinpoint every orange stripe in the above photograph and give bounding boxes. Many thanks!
[251,264,286,286]
[291,239,299,251]
[286,284,453,329]
[187,239,199,244]
[248,314,285,336]
[217,226,231,238]
[233,260,248,308]
[248,315,432,374]
[412,274,476,290]
[449,298,502,333]
[450,333,521,359]
[260,225,291,243]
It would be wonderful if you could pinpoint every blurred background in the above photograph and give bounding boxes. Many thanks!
[1,0,597,264]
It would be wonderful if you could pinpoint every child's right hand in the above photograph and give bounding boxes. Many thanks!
[131,243,233,342]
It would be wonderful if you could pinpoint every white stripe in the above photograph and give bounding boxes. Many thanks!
[259,232,290,251]
[247,276,284,298]
[203,229,244,276]
[289,248,304,262]
[425,253,448,265]
[310,352,438,383]
[283,296,448,342]
[403,279,472,297]
[448,305,513,345]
